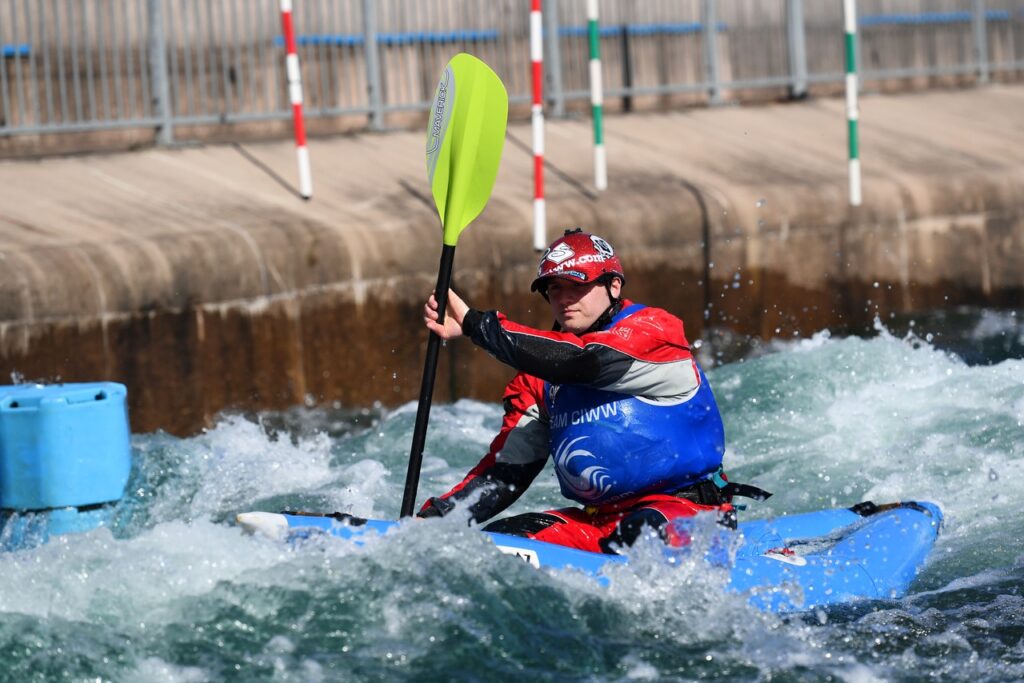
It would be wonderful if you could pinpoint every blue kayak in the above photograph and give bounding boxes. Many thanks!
[236,500,942,613]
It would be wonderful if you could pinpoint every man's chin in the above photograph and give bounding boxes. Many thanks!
[560,319,589,335]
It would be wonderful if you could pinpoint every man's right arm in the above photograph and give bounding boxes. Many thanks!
[417,373,549,524]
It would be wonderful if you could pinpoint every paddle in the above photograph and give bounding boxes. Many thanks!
[399,53,508,518]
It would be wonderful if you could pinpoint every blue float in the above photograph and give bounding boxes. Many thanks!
[0,382,131,550]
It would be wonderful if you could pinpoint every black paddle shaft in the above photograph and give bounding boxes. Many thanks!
[400,243,456,517]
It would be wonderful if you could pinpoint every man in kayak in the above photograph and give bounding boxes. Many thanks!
[417,229,765,554]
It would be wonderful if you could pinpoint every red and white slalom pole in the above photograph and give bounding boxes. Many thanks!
[530,0,546,250]
[280,0,312,200]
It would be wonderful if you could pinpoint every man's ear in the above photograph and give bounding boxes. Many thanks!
[609,277,623,299]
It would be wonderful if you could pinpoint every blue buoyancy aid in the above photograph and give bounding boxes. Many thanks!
[543,305,725,506]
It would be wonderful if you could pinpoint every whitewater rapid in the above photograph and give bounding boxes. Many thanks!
[1,314,1022,682]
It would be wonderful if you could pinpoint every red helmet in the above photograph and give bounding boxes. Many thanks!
[530,229,625,293]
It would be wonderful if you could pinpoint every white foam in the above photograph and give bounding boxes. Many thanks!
[121,657,209,683]
[0,519,293,622]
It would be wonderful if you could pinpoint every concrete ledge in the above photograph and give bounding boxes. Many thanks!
[1,86,1022,434]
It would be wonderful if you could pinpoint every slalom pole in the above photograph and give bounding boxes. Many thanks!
[587,0,607,191]
[279,0,313,200]
[843,0,861,207]
[530,0,546,250]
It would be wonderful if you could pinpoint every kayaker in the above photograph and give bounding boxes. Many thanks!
[417,229,767,553]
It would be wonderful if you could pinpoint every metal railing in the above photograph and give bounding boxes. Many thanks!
[1,0,1022,149]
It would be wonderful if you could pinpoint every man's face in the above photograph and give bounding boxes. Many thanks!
[545,278,622,334]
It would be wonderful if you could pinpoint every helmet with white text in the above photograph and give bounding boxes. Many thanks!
[530,228,625,295]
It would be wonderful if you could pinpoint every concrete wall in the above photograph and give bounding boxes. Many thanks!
[0,85,1021,434]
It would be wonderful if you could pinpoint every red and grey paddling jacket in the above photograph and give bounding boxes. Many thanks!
[419,299,727,522]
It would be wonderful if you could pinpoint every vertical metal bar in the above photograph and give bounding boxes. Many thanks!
[702,0,721,104]
[363,0,384,129]
[39,0,56,124]
[786,0,808,98]
[255,0,273,113]
[180,0,195,117]
[399,0,414,107]
[135,0,148,121]
[973,0,990,84]
[9,1,27,126]
[469,0,484,66]
[122,0,136,120]
[342,0,358,107]
[269,0,285,115]
[620,23,632,111]
[230,0,243,111]
[326,0,340,111]
[95,0,112,120]
[401,0,413,106]
[83,0,97,121]
[0,3,11,128]
[544,0,565,117]
[137,0,150,121]
[165,0,180,119]
[54,0,70,123]
[200,0,214,114]
[23,0,41,127]
[147,0,173,144]
[315,0,331,114]
[426,0,440,101]
[244,1,258,114]
[404,0,416,106]
[68,0,85,122]
[110,0,125,119]
[217,0,234,115]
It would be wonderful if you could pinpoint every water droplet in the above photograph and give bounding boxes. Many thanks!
[756,198,766,208]
[988,467,999,481]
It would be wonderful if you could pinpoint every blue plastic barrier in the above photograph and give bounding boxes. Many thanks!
[0,382,131,550]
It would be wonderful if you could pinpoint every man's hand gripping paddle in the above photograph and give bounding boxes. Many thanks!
[400,54,508,518]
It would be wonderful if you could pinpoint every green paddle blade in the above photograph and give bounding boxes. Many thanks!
[425,53,508,247]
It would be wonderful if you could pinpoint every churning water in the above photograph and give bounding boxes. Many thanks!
[1,309,1022,682]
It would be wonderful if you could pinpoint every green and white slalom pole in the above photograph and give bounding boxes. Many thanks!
[587,0,607,191]
[843,0,861,206]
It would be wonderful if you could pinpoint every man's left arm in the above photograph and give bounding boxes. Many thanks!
[461,307,699,398]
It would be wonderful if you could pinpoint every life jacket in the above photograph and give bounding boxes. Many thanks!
[543,304,726,506]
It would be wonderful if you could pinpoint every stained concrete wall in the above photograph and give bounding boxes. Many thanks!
[0,85,1022,434]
